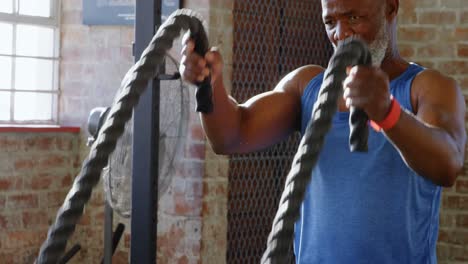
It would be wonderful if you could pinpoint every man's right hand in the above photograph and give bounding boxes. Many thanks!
[180,34,224,85]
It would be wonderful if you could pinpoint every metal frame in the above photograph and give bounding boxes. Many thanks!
[130,0,161,263]
[130,0,182,262]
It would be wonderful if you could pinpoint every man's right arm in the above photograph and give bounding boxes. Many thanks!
[181,39,323,154]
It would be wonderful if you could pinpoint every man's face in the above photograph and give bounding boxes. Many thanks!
[321,0,389,65]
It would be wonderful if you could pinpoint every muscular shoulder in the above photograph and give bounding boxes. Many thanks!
[411,68,460,113]
[274,65,325,97]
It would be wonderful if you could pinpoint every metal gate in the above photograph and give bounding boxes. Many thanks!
[228,1,333,263]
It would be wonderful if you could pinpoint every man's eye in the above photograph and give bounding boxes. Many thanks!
[349,16,360,22]
[324,20,335,26]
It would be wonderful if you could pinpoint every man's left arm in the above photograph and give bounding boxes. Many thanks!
[384,69,466,187]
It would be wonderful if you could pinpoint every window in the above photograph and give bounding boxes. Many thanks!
[0,0,60,124]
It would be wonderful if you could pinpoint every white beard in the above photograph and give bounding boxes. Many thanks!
[368,19,389,66]
[331,19,389,67]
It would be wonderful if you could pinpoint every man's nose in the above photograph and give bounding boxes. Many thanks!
[334,21,354,42]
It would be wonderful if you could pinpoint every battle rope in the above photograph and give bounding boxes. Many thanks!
[261,38,371,264]
[35,9,209,263]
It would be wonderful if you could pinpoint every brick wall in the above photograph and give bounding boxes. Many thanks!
[397,1,468,262]
[0,131,81,263]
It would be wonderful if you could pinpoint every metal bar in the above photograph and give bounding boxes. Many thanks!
[130,0,161,263]
[0,89,59,93]
[10,22,16,124]
[57,244,81,264]
[0,54,59,60]
[101,223,126,264]
[0,12,59,27]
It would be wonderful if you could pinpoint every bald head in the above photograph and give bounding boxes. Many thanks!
[321,0,397,17]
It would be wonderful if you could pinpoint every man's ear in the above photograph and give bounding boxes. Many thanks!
[386,0,399,19]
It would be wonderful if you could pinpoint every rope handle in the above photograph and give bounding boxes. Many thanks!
[191,28,214,113]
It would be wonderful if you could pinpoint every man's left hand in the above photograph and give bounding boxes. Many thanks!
[343,66,392,121]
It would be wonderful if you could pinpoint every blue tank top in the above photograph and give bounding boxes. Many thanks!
[294,63,441,264]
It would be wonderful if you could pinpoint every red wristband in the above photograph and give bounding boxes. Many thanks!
[369,97,401,132]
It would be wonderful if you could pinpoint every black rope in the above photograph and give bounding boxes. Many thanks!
[35,9,209,264]
[261,37,371,264]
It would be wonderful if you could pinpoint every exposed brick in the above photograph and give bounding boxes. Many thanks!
[178,159,204,175]
[0,137,22,151]
[61,0,82,11]
[111,251,128,264]
[456,214,468,228]
[124,233,131,248]
[7,194,38,209]
[186,238,201,257]
[89,191,104,206]
[440,0,466,8]
[94,211,105,223]
[437,244,450,260]
[61,174,73,187]
[5,231,44,249]
[450,246,468,261]
[186,179,203,199]
[61,10,82,25]
[456,179,468,193]
[398,10,417,24]
[190,124,206,141]
[56,137,76,151]
[78,213,91,226]
[414,0,439,8]
[184,142,206,160]
[30,175,54,190]
[439,213,456,228]
[462,11,468,24]
[80,226,104,245]
[174,192,202,216]
[14,158,36,170]
[0,213,23,229]
[157,224,186,263]
[61,26,89,45]
[455,27,468,39]
[203,181,227,197]
[22,136,60,151]
[457,43,468,57]
[39,154,66,169]
[398,44,416,58]
[120,46,133,61]
[418,11,457,25]
[438,61,468,75]
[438,228,450,243]
[0,177,22,191]
[45,191,67,208]
[417,44,455,58]
[0,195,5,210]
[398,27,438,42]
[23,211,48,228]
[451,230,468,245]
[177,255,189,264]
[0,251,15,264]
[444,195,468,210]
